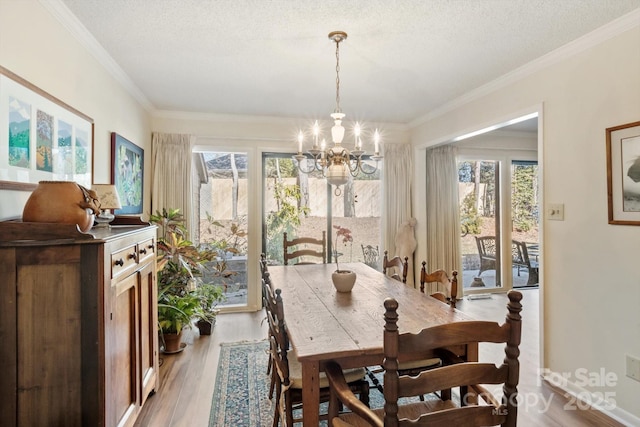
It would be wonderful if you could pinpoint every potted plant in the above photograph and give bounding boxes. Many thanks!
[193,283,225,335]
[157,288,200,353]
[331,225,356,292]
[150,208,217,352]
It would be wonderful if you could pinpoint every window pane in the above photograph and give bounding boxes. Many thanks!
[263,154,382,268]
[459,160,501,289]
[511,161,539,288]
[195,152,249,307]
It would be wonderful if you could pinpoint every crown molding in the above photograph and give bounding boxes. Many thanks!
[39,0,154,111]
[409,8,640,129]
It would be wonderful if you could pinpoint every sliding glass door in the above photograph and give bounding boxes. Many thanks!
[459,160,502,289]
[262,153,382,267]
[193,151,249,308]
[458,158,539,292]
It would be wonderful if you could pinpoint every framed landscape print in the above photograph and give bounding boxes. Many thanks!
[0,66,94,191]
[606,120,640,225]
[111,132,144,214]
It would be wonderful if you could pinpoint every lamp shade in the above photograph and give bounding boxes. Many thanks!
[92,184,122,210]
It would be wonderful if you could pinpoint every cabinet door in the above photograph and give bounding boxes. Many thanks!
[111,273,139,427]
[138,261,158,405]
[17,246,84,427]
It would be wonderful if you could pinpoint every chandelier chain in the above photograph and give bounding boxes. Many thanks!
[335,37,341,113]
[293,30,382,189]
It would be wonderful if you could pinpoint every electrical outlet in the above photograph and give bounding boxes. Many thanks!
[626,354,640,382]
[547,203,564,220]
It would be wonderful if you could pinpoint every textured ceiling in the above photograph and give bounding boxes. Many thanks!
[57,0,640,125]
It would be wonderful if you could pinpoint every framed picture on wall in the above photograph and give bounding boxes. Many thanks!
[0,66,94,191]
[606,120,640,225]
[111,132,144,215]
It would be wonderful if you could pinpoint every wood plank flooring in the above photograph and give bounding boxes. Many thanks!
[134,288,624,427]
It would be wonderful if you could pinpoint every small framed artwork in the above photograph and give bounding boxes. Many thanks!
[606,120,640,225]
[0,66,94,191]
[111,132,144,215]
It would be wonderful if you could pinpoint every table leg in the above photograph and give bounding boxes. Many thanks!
[301,360,321,426]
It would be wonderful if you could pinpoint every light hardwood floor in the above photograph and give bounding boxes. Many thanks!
[134,288,624,427]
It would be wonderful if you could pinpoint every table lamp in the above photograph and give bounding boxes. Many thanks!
[92,184,122,228]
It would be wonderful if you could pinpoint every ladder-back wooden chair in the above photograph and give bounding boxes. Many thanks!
[368,256,439,396]
[325,291,522,427]
[382,251,408,283]
[325,290,523,427]
[283,231,327,265]
[262,280,369,426]
[419,261,458,308]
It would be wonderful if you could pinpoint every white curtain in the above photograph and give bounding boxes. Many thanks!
[382,143,416,284]
[151,132,195,237]
[425,145,461,296]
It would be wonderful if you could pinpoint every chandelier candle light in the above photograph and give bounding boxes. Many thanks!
[294,31,382,195]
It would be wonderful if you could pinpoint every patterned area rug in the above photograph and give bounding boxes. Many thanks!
[208,340,436,426]
[209,341,274,427]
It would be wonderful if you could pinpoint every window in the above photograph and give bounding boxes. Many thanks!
[193,151,249,308]
[458,158,539,291]
[459,160,501,289]
[262,153,382,268]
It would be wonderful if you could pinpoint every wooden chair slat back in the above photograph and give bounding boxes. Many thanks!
[419,262,458,308]
[262,280,290,381]
[283,231,327,265]
[397,363,508,397]
[383,250,408,283]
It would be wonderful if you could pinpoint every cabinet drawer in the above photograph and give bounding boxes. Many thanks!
[111,244,138,279]
[138,238,155,264]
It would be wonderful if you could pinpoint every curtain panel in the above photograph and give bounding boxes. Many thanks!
[425,145,462,296]
[151,132,195,237]
[382,143,416,284]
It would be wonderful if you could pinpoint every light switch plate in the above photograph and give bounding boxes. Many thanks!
[627,354,640,382]
[547,203,564,220]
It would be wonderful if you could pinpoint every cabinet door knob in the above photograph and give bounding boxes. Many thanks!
[128,252,137,260]
[140,248,147,255]
[114,258,124,267]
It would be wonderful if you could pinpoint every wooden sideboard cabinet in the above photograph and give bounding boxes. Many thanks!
[0,222,159,427]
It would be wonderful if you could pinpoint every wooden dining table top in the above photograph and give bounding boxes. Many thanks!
[267,262,476,364]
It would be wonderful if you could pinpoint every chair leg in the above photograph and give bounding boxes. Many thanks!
[272,381,281,427]
[358,381,370,407]
[269,366,277,399]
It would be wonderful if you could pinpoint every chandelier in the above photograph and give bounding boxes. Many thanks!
[294,31,382,194]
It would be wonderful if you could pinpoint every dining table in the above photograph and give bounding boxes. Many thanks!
[267,262,478,426]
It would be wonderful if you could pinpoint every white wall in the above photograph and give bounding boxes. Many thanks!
[0,0,151,220]
[411,21,640,422]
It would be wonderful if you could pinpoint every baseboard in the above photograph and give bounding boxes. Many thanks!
[542,370,640,426]
[467,293,492,300]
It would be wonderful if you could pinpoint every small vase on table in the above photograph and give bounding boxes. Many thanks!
[332,269,356,292]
